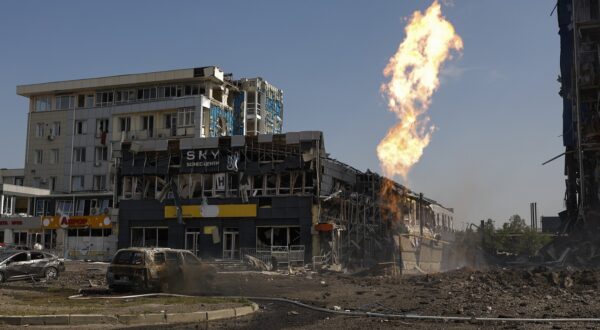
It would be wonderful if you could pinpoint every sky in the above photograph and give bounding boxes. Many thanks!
[0,1,563,229]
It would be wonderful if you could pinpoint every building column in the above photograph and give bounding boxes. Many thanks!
[4,229,13,244]
[10,196,15,215]
[0,195,4,215]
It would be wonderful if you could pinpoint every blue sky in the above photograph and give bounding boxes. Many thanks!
[0,1,562,228]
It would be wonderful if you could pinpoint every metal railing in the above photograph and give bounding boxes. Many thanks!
[240,245,306,267]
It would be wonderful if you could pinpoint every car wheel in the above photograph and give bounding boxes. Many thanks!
[44,267,58,280]
[0,272,5,283]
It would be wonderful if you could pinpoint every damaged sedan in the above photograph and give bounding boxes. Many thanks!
[0,250,65,282]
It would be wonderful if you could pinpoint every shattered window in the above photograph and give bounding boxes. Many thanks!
[113,251,145,265]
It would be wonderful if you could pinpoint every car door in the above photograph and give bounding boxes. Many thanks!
[5,252,29,279]
[28,252,48,276]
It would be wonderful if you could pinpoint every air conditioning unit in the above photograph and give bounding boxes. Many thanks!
[94,161,101,167]
[47,135,55,141]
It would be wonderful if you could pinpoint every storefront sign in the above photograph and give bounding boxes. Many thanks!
[181,148,242,173]
[0,217,41,230]
[41,215,112,229]
[164,204,257,219]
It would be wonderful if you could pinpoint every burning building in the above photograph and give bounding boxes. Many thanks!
[113,131,455,271]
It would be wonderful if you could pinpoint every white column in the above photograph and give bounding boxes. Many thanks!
[0,195,4,216]
[10,197,15,215]
[4,229,13,244]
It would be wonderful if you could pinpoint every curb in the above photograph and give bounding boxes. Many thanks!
[0,302,259,326]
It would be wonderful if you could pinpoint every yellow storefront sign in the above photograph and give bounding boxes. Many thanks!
[41,215,112,229]
[164,204,257,219]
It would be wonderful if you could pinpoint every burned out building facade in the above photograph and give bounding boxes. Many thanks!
[114,131,455,269]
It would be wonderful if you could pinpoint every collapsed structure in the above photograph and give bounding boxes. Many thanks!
[0,66,454,272]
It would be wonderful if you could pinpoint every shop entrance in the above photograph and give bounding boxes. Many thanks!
[185,229,202,257]
[223,228,239,259]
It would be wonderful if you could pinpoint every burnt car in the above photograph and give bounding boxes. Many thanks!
[0,250,65,282]
[107,248,215,293]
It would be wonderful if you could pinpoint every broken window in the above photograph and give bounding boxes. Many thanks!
[256,226,301,250]
[266,174,277,195]
[252,175,264,196]
[279,173,291,195]
[130,227,168,247]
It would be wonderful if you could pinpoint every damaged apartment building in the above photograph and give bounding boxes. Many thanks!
[8,66,283,259]
[114,131,455,271]
[557,0,600,231]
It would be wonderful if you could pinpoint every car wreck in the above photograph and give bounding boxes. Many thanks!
[107,247,215,293]
[0,250,65,282]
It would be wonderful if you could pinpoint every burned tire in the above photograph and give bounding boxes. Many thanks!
[44,267,58,280]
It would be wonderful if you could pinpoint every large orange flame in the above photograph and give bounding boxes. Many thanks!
[377,1,463,179]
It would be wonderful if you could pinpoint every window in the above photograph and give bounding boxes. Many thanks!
[164,114,174,128]
[35,96,52,111]
[119,117,131,132]
[14,177,24,186]
[75,120,87,135]
[77,94,85,108]
[34,150,43,164]
[50,149,59,164]
[256,226,301,250]
[35,123,45,137]
[56,200,73,216]
[85,95,94,108]
[137,87,157,100]
[130,228,168,247]
[113,250,145,265]
[35,200,49,216]
[51,122,61,136]
[55,95,74,110]
[73,147,86,162]
[115,90,135,103]
[93,175,106,190]
[96,119,109,137]
[49,176,57,191]
[94,146,108,162]
[95,91,114,106]
[177,107,195,127]
[31,252,45,260]
[74,199,85,216]
[72,176,85,191]
[10,252,28,263]
[141,115,154,137]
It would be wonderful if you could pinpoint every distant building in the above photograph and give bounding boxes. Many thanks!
[541,216,561,233]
